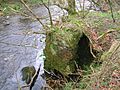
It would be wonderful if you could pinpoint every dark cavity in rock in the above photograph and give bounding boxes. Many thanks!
[75,34,95,68]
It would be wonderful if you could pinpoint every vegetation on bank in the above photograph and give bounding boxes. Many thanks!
[45,12,120,90]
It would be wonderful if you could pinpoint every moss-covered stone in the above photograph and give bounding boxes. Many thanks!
[44,21,86,75]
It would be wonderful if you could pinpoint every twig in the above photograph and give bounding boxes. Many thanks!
[40,0,53,26]
[8,6,29,17]
[82,0,85,18]
[97,29,116,40]
[90,65,95,73]
[108,0,115,22]
[90,44,97,58]
[33,31,46,35]
[100,40,120,62]
[20,0,45,28]
[44,69,61,80]
[85,33,97,58]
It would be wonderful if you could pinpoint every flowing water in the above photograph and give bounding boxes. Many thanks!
[0,5,67,90]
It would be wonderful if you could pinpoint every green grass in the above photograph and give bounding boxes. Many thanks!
[63,61,102,90]
[67,11,120,35]
[0,0,49,15]
[0,1,22,15]
[64,82,73,90]
[83,11,120,35]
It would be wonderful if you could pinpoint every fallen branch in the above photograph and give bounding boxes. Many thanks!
[97,29,116,40]
[100,40,120,61]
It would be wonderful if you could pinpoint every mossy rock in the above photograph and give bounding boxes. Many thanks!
[44,21,86,75]
[21,66,36,84]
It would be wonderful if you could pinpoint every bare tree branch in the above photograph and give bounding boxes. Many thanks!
[20,0,45,28]
[108,0,115,22]
[40,0,53,27]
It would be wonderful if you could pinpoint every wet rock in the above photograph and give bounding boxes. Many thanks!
[21,66,36,84]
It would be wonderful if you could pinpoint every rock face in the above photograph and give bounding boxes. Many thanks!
[44,21,85,75]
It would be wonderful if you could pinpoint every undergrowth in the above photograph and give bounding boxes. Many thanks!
[45,11,120,90]
[62,12,120,90]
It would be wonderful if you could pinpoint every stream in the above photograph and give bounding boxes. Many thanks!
[0,5,67,90]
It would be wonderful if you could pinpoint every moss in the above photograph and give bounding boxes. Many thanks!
[44,21,85,75]
[21,66,36,84]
